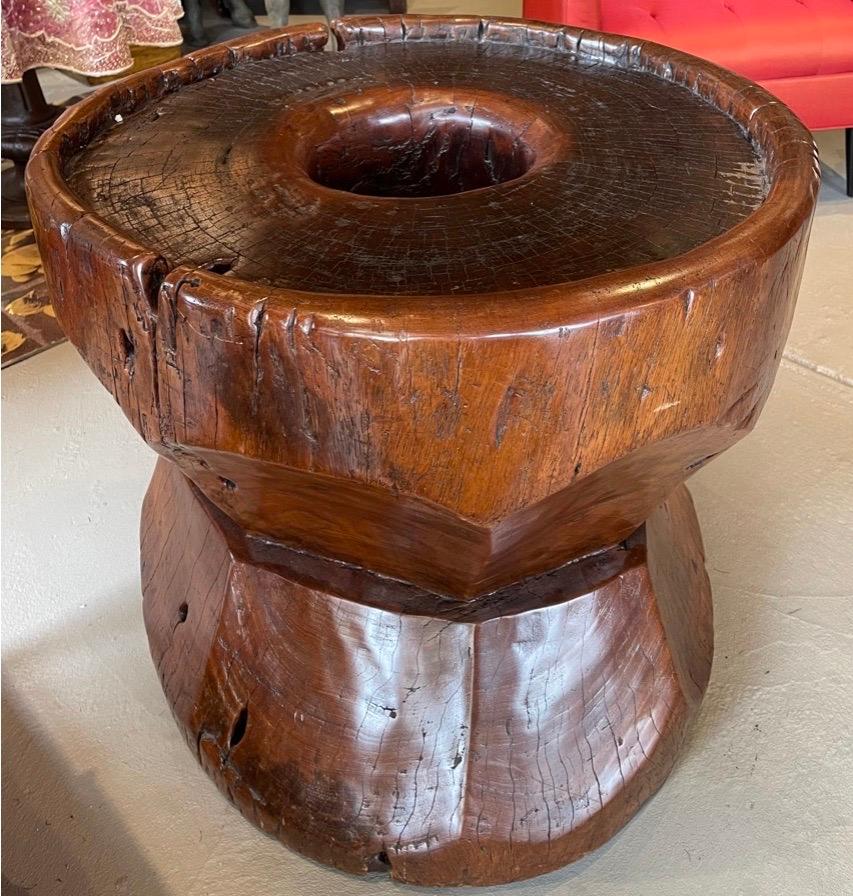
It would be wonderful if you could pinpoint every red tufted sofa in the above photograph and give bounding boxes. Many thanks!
[522,0,853,195]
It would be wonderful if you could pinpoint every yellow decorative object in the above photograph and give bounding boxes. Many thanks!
[6,229,34,248]
[6,293,50,317]
[2,242,43,283]
[2,331,26,354]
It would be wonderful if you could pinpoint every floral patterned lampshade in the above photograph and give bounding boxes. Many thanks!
[1,0,184,82]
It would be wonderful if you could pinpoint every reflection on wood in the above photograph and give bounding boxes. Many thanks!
[28,16,818,885]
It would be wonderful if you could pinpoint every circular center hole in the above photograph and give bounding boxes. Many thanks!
[306,91,547,198]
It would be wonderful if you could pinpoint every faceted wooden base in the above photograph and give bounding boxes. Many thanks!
[142,459,713,886]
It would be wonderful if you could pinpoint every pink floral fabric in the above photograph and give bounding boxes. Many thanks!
[2,0,184,82]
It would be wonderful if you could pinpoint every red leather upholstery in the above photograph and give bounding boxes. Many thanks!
[530,0,602,28]
[522,0,853,130]
[763,71,853,130]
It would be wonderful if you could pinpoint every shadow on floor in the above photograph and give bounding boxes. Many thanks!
[2,677,170,894]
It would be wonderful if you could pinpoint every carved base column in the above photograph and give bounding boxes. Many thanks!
[142,459,712,886]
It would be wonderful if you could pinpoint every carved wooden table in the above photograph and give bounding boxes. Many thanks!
[28,16,818,886]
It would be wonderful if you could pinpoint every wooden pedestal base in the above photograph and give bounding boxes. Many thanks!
[142,459,713,886]
[29,15,814,888]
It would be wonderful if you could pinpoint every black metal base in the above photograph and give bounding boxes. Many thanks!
[1,165,33,229]
[846,128,852,198]
[1,71,65,230]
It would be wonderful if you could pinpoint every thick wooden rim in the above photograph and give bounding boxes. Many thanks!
[27,16,819,335]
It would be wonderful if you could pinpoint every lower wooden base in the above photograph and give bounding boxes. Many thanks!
[142,459,713,886]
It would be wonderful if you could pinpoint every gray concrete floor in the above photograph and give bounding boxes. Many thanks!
[4,7,852,894]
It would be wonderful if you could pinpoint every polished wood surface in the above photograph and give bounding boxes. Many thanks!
[28,16,818,885]
[62,28,769,295]
[143,458,712,885]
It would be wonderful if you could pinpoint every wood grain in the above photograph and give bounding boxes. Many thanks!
[27,15,818,884]
[27,17,819,598]
[143,458,712,885]
[63,32,768,295]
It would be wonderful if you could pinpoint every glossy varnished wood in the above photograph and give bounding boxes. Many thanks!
[27,15,818,885]
[62,30,769,295]
[143,458,712,885]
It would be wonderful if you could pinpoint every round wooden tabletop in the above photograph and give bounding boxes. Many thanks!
[60,18,774,297]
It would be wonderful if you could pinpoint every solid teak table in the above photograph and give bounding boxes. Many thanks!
[28,16,818,886]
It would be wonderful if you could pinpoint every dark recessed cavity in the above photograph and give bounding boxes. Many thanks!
[119,329,135,371]
[229,705,249,749]
[370,851,391,871]
[177,602,189,623]
[204,258,236,275]
[308,99,537,198]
